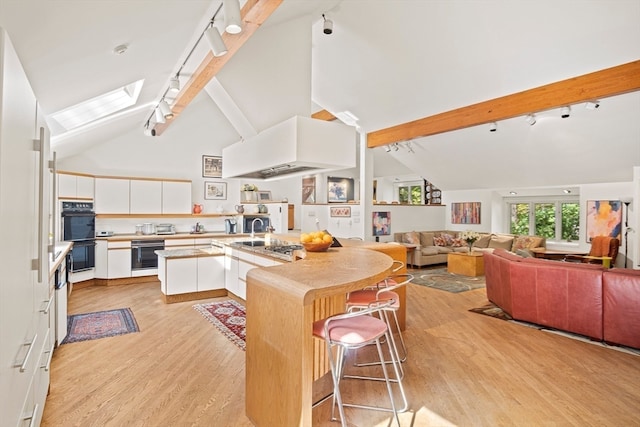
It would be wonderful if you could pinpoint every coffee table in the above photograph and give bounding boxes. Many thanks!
[447,252,484,277]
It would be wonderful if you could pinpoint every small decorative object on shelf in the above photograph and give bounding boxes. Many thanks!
[460,230,481,253]
[241,183,258,202]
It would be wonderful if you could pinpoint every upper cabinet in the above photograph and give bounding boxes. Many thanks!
[94,178,130,214]
[58,172,94,200]
[130,179,162,214]
[162,180,191,214]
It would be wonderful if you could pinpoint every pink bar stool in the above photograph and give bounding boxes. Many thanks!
[312,300,405,427]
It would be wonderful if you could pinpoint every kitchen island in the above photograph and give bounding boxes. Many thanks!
[244,240,406,427]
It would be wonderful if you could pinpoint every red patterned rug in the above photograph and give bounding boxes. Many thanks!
[193,300,246,351]
[63,308,139,344]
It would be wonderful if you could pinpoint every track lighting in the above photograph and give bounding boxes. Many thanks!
[393,143,399,151]
[384,145,391,153]
[489,122,497,132]
[143,125,156,137]
[525,114,536,126]
[158,99,173,119]
[322,14,333,35]
[224,0,242,34]
[205,25,228,57]
[168,76,180,93]
[585,100,600,110]
[560,106,571,118]
[155,107,165,124]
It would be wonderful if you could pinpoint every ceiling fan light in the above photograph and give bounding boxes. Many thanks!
[158,100,173,119]
[224,0,242,34]
[205,26,228,57]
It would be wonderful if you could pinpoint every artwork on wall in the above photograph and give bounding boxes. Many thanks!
[302,177,316,204]
[451,202,481,224]
[330,206,351,217]
[202,155,222,178]
[586,200,622,242]
[328,176,354,203]
[372,211,391,236]
[204,181,227,200]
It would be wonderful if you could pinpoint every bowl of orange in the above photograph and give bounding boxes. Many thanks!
[300,231,333,252]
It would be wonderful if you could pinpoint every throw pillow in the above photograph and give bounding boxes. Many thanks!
[515,248,533,258]
[403,231,420,245]
[473,234,491,248]
[451,237,464,247]
[433,236,447,246]
[512,236,543,251]
[488,235,514,250]
[441,233,455,246]
[420,232,435,247]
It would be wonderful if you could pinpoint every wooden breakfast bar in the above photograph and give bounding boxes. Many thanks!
[245,243,404,426]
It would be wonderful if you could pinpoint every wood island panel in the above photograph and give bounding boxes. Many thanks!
[245,247,394,427]
[448,252,485,276]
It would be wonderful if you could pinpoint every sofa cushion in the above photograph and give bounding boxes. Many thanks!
[402,231,420,245]
[488,235,514,250]
[436,246,453,254]
[512,235,543,251]
[515,248,533,258]
[440,232,455,246]
[421,246,439,256]
[420,232,435,247]
[451,237,465,247]
[473,234,491,248]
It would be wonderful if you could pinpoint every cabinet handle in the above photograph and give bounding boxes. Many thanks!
[14,334,37,372]
[40,298,53,315]
[41,345,54,371]
[31,127,46,283]
[22,403,39,427]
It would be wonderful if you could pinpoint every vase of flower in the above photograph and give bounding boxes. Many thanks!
[460,230,481,254]
[242,184,258,202]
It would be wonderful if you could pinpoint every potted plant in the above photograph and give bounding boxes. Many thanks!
[242,184,258,202]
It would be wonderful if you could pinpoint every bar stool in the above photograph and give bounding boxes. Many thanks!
[346,273,413,369]
[312,299,405,427]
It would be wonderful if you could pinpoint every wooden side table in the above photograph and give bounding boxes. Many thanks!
[447,252,484,277]
[400,243,417,267]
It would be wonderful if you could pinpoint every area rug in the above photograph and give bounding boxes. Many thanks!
[193,300,246,351]
[63,308,139,344]
[409,268,485,293]
[468,302,513,321]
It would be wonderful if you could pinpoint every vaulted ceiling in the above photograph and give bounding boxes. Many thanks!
[0,0,638,192]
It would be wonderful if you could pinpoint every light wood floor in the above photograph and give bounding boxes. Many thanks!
[42,277,640,427]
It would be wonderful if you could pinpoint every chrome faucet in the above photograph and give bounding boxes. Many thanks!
[250,218,263,239]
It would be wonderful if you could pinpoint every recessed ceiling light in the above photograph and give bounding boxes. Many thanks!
[112,44,128,55]
[563,189,571,194]
[509,191,517,195]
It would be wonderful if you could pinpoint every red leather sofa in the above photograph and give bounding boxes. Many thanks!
[484,249,640,349]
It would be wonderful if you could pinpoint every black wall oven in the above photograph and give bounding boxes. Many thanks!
[61,201,96,272]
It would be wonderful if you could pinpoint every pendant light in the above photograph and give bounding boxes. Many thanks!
[224,0,242,34]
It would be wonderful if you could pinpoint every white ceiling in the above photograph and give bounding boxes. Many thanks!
[1,0,638,192]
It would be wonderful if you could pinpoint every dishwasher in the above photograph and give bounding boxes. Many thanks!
[131,240,164,277]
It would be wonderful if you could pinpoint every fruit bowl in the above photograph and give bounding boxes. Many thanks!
[302,241,332,252]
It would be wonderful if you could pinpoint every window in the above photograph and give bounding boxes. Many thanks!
[509,198,579,242]
[397,182,423,204]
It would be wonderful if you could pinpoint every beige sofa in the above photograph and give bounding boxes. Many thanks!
[393,230,546,268]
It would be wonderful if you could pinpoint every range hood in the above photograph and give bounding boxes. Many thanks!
[222,116,356,180]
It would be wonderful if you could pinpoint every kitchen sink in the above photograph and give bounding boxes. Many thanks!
[240,240,266,247]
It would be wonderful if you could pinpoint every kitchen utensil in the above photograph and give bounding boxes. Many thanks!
[135,224,143,235]
[235,204,244,214]
[225,218,237,234]
[142,223,156,235]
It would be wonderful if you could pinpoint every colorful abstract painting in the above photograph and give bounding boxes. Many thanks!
[586,200,622,242]
[373,211,391,236]
[451,202,481,224]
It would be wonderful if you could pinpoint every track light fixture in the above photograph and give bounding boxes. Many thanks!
[489,122,497,132]
[168,76,180,93]
[224,0,242,34]
[560,106,571,118]
[384,145,391,153]
[322,14,333,35]
[143,125,156,137]
[155,107,166,124]
[158,99,173,119]
[393,143,399,151]
[585,100,600,110]
[205,24,228,57]
[525,114,536,126]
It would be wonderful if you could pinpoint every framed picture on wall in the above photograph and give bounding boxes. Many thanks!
[451,202,481,224]
[204,181,226,200]
[586,200,622,241]
[328,177,354,203]
[302,177,316,204]
[330,206,351,217]
[372,211,391,236]
[202,155,222,178]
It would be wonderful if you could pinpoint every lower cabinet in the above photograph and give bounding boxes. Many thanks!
[96,240,131,279]
[230,250,282,300]
[163,255,225,295]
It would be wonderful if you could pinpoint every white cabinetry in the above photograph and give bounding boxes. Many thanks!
[228,249,281,300]
[130,179,162,214]
[0,29,52,427]
[95,178,130,214]
[162,180,192,214]
[224,247,240,297]
[58,173,94,199]
[160,254,225,295]
[107,241,131,279]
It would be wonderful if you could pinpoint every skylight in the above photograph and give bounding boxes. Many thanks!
[50,79,144,131]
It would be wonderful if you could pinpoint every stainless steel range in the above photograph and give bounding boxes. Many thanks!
[233,240,303,262]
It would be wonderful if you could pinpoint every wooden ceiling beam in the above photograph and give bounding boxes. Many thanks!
[153,0,283,136]
[367,59,640,148]
[311,109,337,121]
